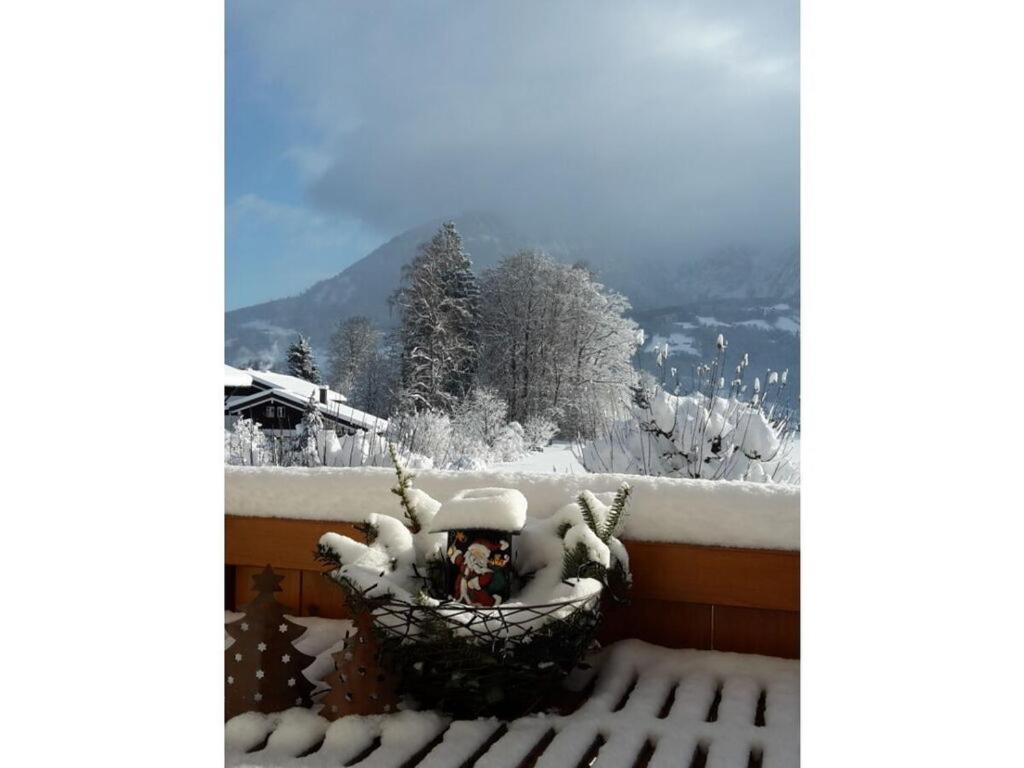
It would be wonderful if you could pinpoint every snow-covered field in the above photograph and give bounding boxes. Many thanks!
[491,442,584,474]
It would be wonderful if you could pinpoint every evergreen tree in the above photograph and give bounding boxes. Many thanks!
[392,222,480,413]
[286,335,322,384]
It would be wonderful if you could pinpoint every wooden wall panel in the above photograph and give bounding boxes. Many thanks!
[234,565,302,614]
[712,605,799,659]
[626,541,799,611]
[601,599,713,650]
[226,516,362,571]
[300,570,350,619]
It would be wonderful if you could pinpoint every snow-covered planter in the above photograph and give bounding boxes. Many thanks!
[315,450,632,718]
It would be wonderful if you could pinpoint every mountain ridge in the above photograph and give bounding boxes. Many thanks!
[225,213,798,369]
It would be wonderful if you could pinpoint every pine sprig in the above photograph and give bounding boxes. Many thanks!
[600,483,632,542]
[575,491,601,535]
[388,442,422,532]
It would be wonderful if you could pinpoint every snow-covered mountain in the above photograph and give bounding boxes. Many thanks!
[225,213,799,373]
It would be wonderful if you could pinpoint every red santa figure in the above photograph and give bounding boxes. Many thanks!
[450,539,508,607]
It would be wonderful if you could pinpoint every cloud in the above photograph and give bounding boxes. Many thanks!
[228,0,798,258]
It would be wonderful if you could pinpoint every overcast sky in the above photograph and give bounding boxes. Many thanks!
[226,0,798,309]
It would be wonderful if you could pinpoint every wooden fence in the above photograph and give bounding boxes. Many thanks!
[225,515,799,659]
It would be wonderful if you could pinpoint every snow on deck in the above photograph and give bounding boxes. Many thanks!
[226,635,799,768]
[225,466,799,550]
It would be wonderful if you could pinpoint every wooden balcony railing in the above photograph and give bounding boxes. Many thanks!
[226,515,799,659]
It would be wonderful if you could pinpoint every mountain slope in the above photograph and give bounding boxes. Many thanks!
[225,213,536,367]
[225,213,799,370]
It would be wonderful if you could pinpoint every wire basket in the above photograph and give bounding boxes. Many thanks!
[365,592,604,718]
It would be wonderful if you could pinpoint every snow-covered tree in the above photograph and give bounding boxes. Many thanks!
[327,316,380,397]
[350,331,401,417]
[452,386,509,449]
[478,251,640,435]
[294,392,325,466]
[523,415,559,451]
[392,222,480,413]
[387,409,454,466]
[226,417,266,466]
[286,335,322,384]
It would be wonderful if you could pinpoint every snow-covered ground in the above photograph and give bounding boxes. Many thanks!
[491,441,584,474]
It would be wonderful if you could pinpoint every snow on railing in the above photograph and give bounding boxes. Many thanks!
[225,466,799,551]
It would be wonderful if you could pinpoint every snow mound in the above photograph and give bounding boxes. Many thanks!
[428,487,528,533]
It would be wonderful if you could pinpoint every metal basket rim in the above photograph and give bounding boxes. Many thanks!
[372,592,600,614]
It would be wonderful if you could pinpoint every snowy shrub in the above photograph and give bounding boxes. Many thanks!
[452,387,508,448]
[492,421,527,462]
[387,409,453,465]
[225,417,267,466]
[576,339,799,483]
[314,429,433,470]
[523,415,559,451]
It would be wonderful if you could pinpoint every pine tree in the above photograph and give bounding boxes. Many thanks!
[393,221,480,413]
[287,335,322,384]
[225,566,317,720]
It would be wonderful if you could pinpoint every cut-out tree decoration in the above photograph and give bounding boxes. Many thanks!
[225,565,317,720]
[319,608,399,720]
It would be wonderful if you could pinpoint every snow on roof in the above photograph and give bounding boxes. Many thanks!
[246,369,347,403]
[225,387,388,432]
[224,365,253,387]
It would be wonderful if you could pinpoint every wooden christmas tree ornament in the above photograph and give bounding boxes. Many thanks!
[319,609,398,720]
[225,565,317,720]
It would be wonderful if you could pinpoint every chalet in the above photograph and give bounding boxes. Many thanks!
[224,365,387,435]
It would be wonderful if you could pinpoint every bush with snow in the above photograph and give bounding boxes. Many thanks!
[491,421,526,462]
[225,417,268,466]
[523,415,559,451]
[576,339,799,483]
[386,409,454,465]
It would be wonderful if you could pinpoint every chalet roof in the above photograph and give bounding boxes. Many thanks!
[224,365,253,387]
[224,387,388,432]
[251,369,348,404]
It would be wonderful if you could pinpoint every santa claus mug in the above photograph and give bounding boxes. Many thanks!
[444,529,514,607]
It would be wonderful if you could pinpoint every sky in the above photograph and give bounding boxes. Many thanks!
[226,0,799,310]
